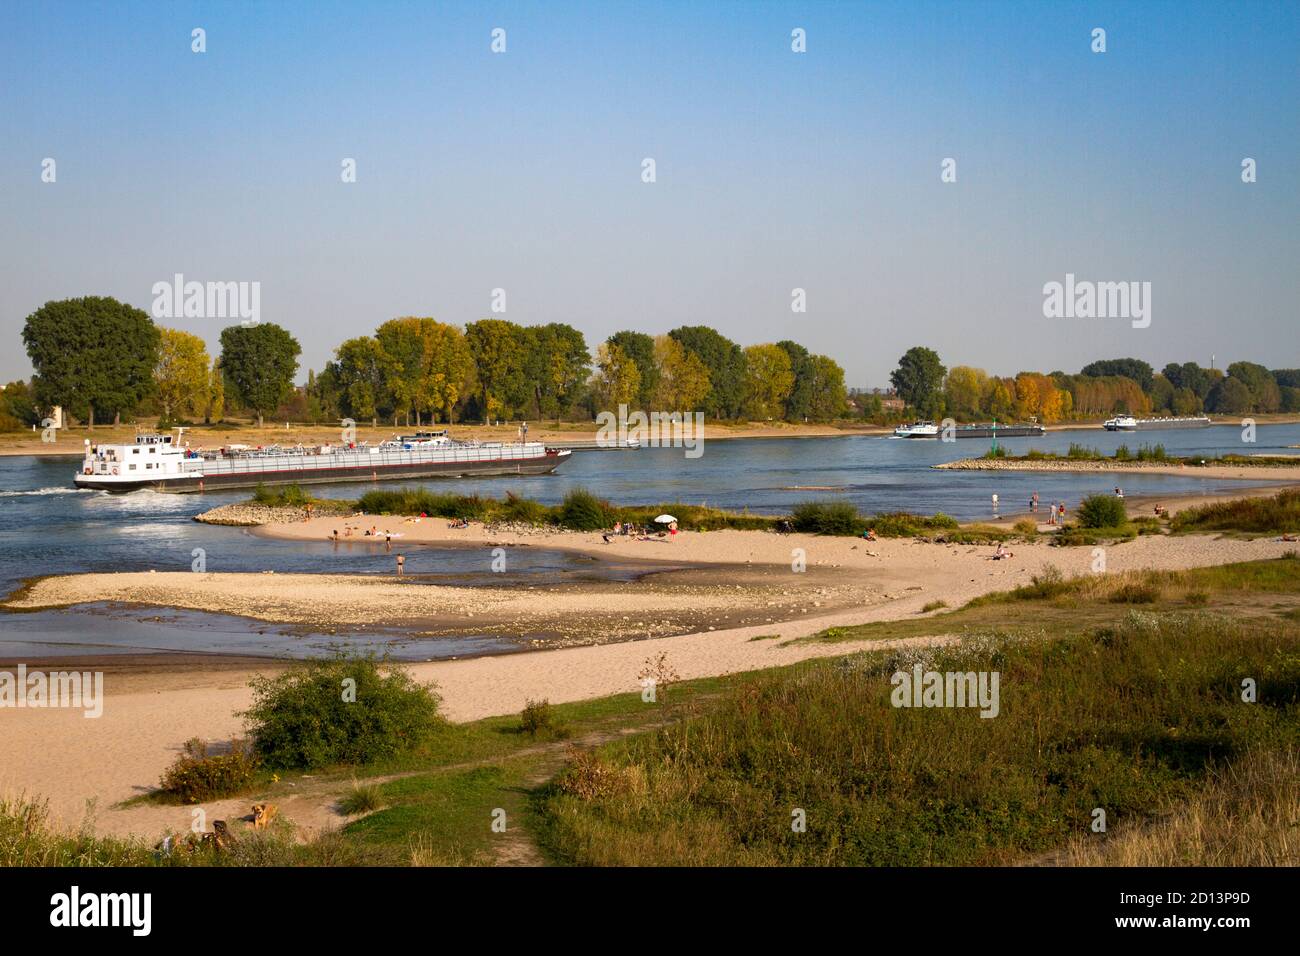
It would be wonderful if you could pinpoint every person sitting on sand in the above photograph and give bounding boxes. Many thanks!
[862,528,878,541]
[992,541,1014,560]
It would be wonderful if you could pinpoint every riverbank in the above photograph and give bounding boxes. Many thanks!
[3,531,1297,841]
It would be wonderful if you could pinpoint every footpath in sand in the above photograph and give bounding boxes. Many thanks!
[2,527,1297,841]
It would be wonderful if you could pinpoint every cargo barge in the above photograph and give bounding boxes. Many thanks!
[1103,415,1212,431]
[893,421,1045,439]
[74,431,572,493]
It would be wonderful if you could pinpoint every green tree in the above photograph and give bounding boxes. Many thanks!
[1226,361,1281,413]
[592,342,642,409]
[524,323,590,422]
[22,296,161,428]
[1162,362,1215,400]
[331,336,397,427]
[154,328,211,422]
[418,321,474,424]
[742,344,795,420]
[1170,386,1201,415]
[1080,358,1154,393]
[1147,373,1175,414]
[943,366,988,421]
[653,335,711,411]
[806,355,848,421]
[608,330,658,408]
[219,323,301,427]
[890,347,946,419]
[668,326,747,418]
[375,317,427,425]
[0,380,40,431]
[775,340,814,420]
[1206,376,1253,414]
[466,319,527,421]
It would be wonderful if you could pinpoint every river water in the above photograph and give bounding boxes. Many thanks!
[2,423,1295,660]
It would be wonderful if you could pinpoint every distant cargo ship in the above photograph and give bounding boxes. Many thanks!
[893,421,1045,439]
[75,430,572,493]
[1103,415,1212,431]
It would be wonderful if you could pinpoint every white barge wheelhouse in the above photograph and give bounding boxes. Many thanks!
[75,432,571,493]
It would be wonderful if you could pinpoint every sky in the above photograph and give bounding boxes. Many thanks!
[2,0,1297,388]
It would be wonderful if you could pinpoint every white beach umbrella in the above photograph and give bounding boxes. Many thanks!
[654,514,677,524]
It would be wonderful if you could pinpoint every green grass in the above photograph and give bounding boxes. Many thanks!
[1169,490,1300,536]
[535,609,1300,865]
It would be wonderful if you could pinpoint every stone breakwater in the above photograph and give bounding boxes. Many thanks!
[933,457,1300,475]
[933,458,1202,473]
[194,503,344,526]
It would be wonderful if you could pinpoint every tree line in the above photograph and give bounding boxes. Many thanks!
[10,296,848,430]
[9,297,1296,432]
[888,347,1300,423]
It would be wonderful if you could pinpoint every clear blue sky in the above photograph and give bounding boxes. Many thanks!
[2,0,1296,387]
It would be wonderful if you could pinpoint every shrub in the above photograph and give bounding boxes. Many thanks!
[919,600,948,613]
[1013,518,1039,535]
[159,738,260,803]
[501,491,546,525]
[868,511,959,537]
[243,656,444,770]
[982,445,1008,459]
[555,748,639,801]
[339,781,384,815]
[1135,443,1169,462]
[1113,444,1132,461]
[791,500,863,535]
[520,698,569,738]
[1067,443,1102,460]
[1109,583,1161,604]
[252,483,312,508]
[1077,493,1129,529]
[558,488,613,530]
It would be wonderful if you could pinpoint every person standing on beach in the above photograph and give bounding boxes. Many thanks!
[395,553,405,576]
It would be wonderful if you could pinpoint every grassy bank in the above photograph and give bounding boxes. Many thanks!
[535,565,1300,866]
[7,555,1299,867]
[1169,489,1300,535]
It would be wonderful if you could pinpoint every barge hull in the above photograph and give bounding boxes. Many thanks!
[76,454,566,493]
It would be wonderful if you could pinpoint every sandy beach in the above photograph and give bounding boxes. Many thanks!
[4,520,1299,841]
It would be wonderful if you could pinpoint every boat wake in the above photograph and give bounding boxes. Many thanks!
[0,487,102,498]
